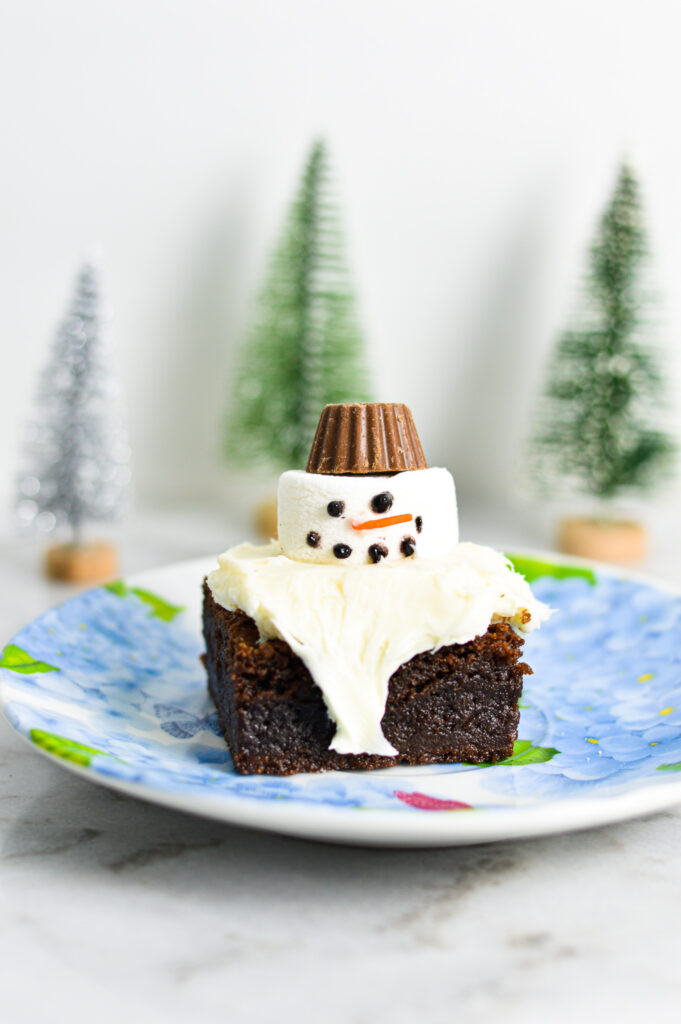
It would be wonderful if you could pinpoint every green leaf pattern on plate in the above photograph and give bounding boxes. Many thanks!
[105,581,184,621]
[471,739,559,769]
[0,644,59,674]
[30,728,108,767]
[502,739,560,765]
[506,554,597,586]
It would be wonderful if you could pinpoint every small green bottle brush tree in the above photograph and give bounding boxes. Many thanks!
[223,140,372,478]
[531,163,675,561]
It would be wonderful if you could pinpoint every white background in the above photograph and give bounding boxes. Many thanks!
[3,0,681,515]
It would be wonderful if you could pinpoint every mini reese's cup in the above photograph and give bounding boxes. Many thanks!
[305,403,428,476]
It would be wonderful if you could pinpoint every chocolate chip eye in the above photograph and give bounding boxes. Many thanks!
[306,531,321,548]
[415,516,423,533]
[368,544,388,564]
[400,537,416,557]
[327,500,345,517]
[333,543,352,559]
[370,491,393,514]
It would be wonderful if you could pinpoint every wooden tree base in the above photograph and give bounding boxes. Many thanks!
[44,542,119,583]
[254,496,278,540]
[557,517,647,564]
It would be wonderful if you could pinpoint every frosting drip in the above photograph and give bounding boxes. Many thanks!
[207,541,552,756]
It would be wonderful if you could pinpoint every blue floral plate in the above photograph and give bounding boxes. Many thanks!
[2,553,681,847]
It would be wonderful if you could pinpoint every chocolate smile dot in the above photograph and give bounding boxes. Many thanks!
[327,500,345,517]
[306,531,321,548]
[368,543,388,564]
[400,537,416,557]
[333,543,352,559]
[370,491,393,514]
[415,516,423,533]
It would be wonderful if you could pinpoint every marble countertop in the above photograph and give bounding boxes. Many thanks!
[2,503,680,1024]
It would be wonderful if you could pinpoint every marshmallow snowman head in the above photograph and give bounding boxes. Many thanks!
[278,467,459,565]
[277,403,459,565]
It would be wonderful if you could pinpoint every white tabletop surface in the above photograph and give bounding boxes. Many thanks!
[2,502,681,1024]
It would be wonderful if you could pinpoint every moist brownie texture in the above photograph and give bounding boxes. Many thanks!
[202,581,531,775]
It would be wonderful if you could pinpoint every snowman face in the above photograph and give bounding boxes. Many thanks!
[277,469,458,565]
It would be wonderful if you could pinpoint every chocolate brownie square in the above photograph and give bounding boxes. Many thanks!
[202,582,530,776]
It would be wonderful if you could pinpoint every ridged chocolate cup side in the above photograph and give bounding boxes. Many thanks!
[306,403,428,475]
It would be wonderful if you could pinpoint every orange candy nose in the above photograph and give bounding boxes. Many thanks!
[351,513,412,531]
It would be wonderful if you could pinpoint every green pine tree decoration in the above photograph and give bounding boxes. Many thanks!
[224,140,372,472]
[532,163,675,506]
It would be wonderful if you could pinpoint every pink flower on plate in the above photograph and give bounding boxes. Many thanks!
[393,790,473,811]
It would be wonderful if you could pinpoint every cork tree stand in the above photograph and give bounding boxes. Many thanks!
[557,517,646,564]
[45,541,118,583]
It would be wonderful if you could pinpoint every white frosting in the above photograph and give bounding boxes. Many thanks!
[207,541,552,756]
[277,468,458,564]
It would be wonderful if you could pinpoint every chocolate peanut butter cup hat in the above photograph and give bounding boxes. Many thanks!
[306,403,428,475]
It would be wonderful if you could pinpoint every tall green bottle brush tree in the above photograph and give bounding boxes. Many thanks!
[223,140,372,477]
[531,163,675,561]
